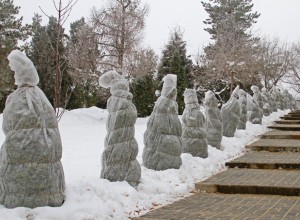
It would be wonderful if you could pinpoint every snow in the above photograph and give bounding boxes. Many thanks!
[0,106,288,220]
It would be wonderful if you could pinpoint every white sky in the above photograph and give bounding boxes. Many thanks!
[14,0,300,57]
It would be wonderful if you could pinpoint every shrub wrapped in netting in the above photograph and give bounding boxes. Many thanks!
[237,89,247,130]
[182,89,208,158]
[283,90,291,110]
[261,88,271,116]
[251,86,264,110]
[143,74,183,170]
[221,86,241,137]
[247,93,263,124]
[0,50,65,208]
[204,90,222,149]
[274,88,284,110]
[99,70,141,187]
[269,88,278,112]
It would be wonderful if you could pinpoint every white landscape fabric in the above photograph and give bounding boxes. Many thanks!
[0,107,288,219]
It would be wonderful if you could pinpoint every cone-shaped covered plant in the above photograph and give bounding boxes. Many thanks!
[261,88,271,116]
[283,90,291,110]
[251,86,263,110]
[99,70,141,187]
[274,88,284,110]
[247,93,262,124]
[0,50,65,208]
[143,74,183,170]
[237,89,247,130]
[269,88,278,112]
[182,89,208,158]
[221,85,241,137]
[287,92,297,110]
[204,90,223,149]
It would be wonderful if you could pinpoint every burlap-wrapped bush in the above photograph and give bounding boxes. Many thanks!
[0,50,65,208]
[143,74,183,171]
[99,71,141,187]
[204,91,222,149]
[221,86,241,137]
[182,89,208,158]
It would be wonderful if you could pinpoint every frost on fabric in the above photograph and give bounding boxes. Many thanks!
[0,50,65,208]
[247,93,262,124]
[99,70,141,187]
[237,89,247,130]
[261,87,271,116]
[221,85,241,137]
[204,90,222,149]
[181,89,208,158]
[142,74,183,171]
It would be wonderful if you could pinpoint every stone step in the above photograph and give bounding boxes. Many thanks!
[287,114,300,117]
[274,120,300,124]
[195,169,300,196]
[260,130,300,139]
[135,193,300,220]
[245,139,300,152]
[268,124,300,131]
[288,111,300,115]
[226,151,300,169]
[280,116,300,120]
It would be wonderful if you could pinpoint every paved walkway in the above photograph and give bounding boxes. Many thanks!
[136,194,300,220]
[136,111,300,220]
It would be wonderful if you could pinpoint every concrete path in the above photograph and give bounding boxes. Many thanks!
[135,112,300,220]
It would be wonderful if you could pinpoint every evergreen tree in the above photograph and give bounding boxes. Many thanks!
[157,29,193,114]
[202,0,260,41]
[0,0,30,112]
[200,0,260,95]
[129,48,158,117]
[131,74,156,117]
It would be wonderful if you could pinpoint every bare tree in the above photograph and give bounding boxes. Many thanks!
[67,21,100,86]
[125,47,158,80]
[280,42,300,94]
[257,37,297,91]
[90,0,148,77]
[40,0,78,119]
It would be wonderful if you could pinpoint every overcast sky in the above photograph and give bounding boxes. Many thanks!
[14,0,300,57]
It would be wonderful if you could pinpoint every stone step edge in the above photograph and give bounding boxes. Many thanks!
[259,134,300,139]
[245,145,300,152]
[225,162,300,170]
[274,121,300,124]
[267,126,300,131]
[280,117,300,120]
[195,183,300,196]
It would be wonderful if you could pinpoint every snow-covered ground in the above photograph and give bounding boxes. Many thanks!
[0,107,288,220]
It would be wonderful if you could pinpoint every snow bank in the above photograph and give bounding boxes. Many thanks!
[0,107,288,220]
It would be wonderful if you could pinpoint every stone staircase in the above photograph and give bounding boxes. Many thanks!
[136,111,300,219]
[196,110,300,197]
